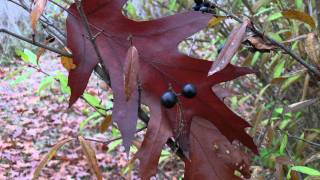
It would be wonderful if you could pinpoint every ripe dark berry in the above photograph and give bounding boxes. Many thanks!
[182,83,197,98]
[193,4,202,11]
[161,91,178,108]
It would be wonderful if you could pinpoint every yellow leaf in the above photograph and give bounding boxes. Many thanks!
[305,33,320,68]
[282,10,315,28]
[32,138,74,180]
[61,56,76,71]
[100,115,112,133]
[36,36,55,64]
[207,16,227,28]
[30,0,48,32]
[78,136,102,180]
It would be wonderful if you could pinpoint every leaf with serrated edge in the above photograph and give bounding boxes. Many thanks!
[32,138,74,180]
[78,136,102,180]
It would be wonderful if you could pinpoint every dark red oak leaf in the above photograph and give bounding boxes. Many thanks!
[66,0,257,178]
[185,117,251,180]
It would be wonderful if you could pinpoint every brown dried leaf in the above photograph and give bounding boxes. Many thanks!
[78,136,102,180]
[282,10,316,28]
[124,46,140,101]
[247,36,277,52]
[208,20,250,76]
[30,0,48,32]
[305,33,320,68]
[32,138,74,180]
[285,98,318,113]
[61,56,76,71]
[100,115,112,133]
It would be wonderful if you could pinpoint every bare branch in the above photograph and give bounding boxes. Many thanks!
[0,28,72,57]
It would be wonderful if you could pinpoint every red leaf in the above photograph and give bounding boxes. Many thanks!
[66,0,257,178]
[208,20,250,76]
[124,46,140,101]
[185,117,251,179]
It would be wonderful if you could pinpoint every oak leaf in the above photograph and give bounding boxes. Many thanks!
[66,0,257,178]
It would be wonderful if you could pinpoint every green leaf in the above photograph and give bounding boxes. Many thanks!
[126,2,137,18]
[168,0,177,11]
[80,112,101,131]
[279,134,288,154]
[273,60,285,78]
[268,12,282,21]
[10,69,34,86]
[281,73,303,90]
[107,139,122,152]
[251,52,261,66]
[24,49,38,65]
[54,71,70,94]
[15,49,30,63]
[83,93,101,107]
[295,0,303,10]
[37,76,54,94]
[288,166,320,179]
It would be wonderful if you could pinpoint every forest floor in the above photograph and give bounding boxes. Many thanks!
[0,53,169,180]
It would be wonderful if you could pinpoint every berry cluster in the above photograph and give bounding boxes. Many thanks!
[161,83,197,108]
[193,0,213,12]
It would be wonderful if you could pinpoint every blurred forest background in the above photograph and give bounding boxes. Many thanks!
[0,0,319,179]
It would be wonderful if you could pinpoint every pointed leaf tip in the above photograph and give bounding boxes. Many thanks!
[208,20,250,76]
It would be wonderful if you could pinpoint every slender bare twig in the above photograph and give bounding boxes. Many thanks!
[279,130,320,148]
[0,28,71,57]
[84,127,147,145]
[74,0,104,64]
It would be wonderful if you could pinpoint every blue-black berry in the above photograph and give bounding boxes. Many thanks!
[161,91,178,108]
[193,4,202,11]
[182,84,197,98]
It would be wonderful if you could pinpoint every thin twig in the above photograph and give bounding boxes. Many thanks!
[84,127,147,145]
[0,28,71,57]
[74,0,104,65]
[8,0,67,44]
[279,130,320,148]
